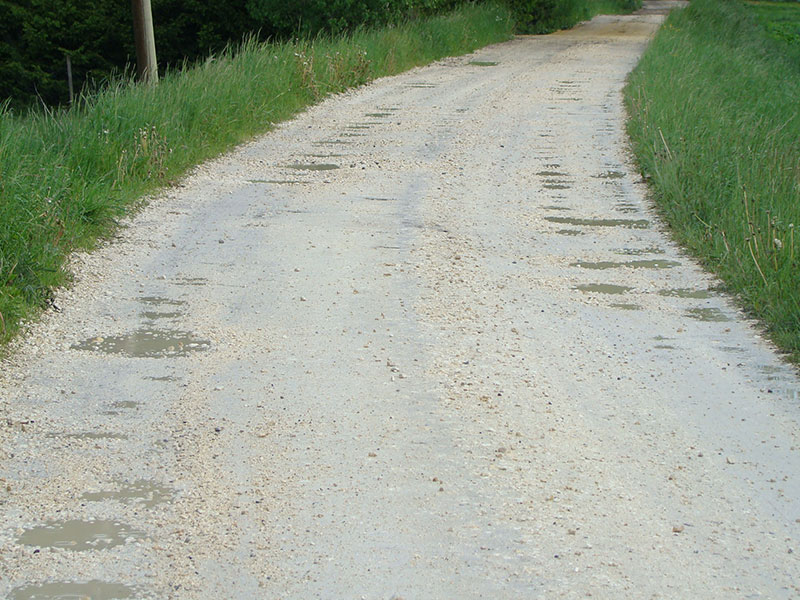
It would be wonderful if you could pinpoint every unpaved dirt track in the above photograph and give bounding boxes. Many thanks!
[3,2,800,598]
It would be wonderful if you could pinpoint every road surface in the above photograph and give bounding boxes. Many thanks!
[2,2,799,598]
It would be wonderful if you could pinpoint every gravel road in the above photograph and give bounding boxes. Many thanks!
[2,2,799,598]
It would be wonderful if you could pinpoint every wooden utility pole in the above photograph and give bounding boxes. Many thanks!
[131,0,158,84]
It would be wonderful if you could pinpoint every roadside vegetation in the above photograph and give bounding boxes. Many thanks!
[625,0,800,360]
[0,2,514,345]
[508,0,642,33]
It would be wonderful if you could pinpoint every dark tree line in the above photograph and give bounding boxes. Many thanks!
[0,0,463,110]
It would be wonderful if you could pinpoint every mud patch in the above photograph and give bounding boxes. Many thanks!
[556,229,583,236]
[469,61,498,66]
[17,520,143,551]
[71,330,211,357]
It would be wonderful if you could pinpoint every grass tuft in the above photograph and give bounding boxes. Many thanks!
[0,2,514,347]
[625,0,800,360]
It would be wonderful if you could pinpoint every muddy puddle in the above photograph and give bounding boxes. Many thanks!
[615,247,664,255]
[593,170,625,179]
[610,302,641,311]
[572,259,680,270]
[537,170,569,177]
[248,179,307,185]
[139,297,185,306]
[48,432,128,441]
[72,330,210,358]
[659,288,713,299]
[9,580,137,600]
[543,205,571,211]
[365,112,392,118]
[546,216,650,229]
[17,520,142,551]
[685,307,730,322]
[543,183,571,190]
[556,229,584,236]
[83,480,174,508]
[575,283,633,295]
[615,203,639,213]
[285,163,339,171]
[469,61,498,66]
[141,310,182,320]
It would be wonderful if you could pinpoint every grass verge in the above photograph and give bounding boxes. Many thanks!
[624,0,800,360]
[0,2,514,347]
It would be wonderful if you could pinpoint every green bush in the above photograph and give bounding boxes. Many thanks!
[506,0,641,34]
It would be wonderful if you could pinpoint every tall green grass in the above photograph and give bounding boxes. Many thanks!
[0,2,514,346]
[625,0,800,360]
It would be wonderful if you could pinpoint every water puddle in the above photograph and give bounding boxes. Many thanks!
[575,283,633,295]
[543,183,571,190]
[572,259,680,270]
[556,229,583,236]
[594,170,625,179]
[82,480,174,508]
[654,344,676,350]
[469,60,498,66]
[615,203,639,213]
[659,288,713,299]
[9,580,137,600]
[17,520,143,551]
[139,297,185,306]
[546,216,650,229]
[365,112,392,117]
[48,432,128,441]
[285,163,339,171]
[615,247,665,255]
[248,179,307,184]
[173,277,206,287]
[111,400,141,409]
[685,307,730,322]
[72,330,210,357]
[141,310,182,320]
[610,302,641,311]
[143,375,177,382]
[543,205,570,211]
[537,170,569,177]
[345,125,372,130]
